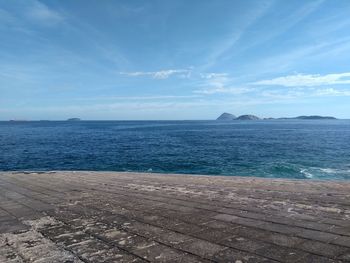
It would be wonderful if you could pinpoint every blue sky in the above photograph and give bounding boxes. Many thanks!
[1,0,350,120]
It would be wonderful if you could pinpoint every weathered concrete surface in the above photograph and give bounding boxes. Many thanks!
[0,171,350,263]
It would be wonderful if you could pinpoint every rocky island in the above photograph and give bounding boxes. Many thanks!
[216,112,237,121]
[66,118,81,121]
[236,114,260,120]
[216,113,260,121]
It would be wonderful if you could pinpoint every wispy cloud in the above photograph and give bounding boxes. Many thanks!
[120,69,191,79]
[27,1,64,24]
[234,0,325,56]
[120,70,230,81]
[194,72,252,95]
[74,95,202,101]
[202,72,230,87]
[0,1,64,34]
[200,1,325,71]
[260,88,307,100]
[253,72,350,87]
[199,73,228,79]
[203,1,274,69]
[313,88,350,96]
[194,86,253,95]
[0,8,15,25]
[258,87,350,102]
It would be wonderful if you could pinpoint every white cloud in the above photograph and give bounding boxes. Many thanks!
[120,69,191,79]
[201,72,230,87]
[253,72,350,87]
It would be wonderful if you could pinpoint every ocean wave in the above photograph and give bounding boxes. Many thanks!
[300,169,313,178]
[297,167,350,180]
[270,163,350,180]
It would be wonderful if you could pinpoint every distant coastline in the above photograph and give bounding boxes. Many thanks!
[6,118,83,122]
[3,115,342,122]
[66,118,81,121]
[278,116,337,120]
[216,112,337,121]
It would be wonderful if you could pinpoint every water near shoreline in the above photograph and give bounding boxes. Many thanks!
[1,120,350,180]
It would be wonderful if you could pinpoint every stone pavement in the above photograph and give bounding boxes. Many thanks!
[0,171,349,262]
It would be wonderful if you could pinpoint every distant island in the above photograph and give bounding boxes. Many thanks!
[66,118,81,121]
[236,115,260,120]
[216,112,237,121]
[216,113,260,121]
[216,113,337,121]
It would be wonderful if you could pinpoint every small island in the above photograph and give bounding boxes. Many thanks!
[66,118,81,121]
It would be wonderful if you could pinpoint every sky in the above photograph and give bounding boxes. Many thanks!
[1,0,350,120]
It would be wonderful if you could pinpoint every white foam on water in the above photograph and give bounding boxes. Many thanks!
[320,168,340,174]
[300,169,313,178]
[299,167,350,180]
[319,167,350,174]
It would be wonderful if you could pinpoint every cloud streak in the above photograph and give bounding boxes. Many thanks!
[27,1,64,23]
[194,87,252,95]
[202,0,274,69]
[74,95,202,101]
[199,73,228,79]
[253,72,350,87]
[120,69,191,79]
[313,88,350,96]
[194,72,253,95]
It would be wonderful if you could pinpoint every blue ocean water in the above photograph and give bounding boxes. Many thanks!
[1,120,350,180]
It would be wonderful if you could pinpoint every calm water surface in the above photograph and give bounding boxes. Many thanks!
[1,120,350,180]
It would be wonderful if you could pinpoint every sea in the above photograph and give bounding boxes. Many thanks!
[1,120,350,180]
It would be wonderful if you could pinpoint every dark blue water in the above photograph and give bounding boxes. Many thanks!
[1,120,350,180]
